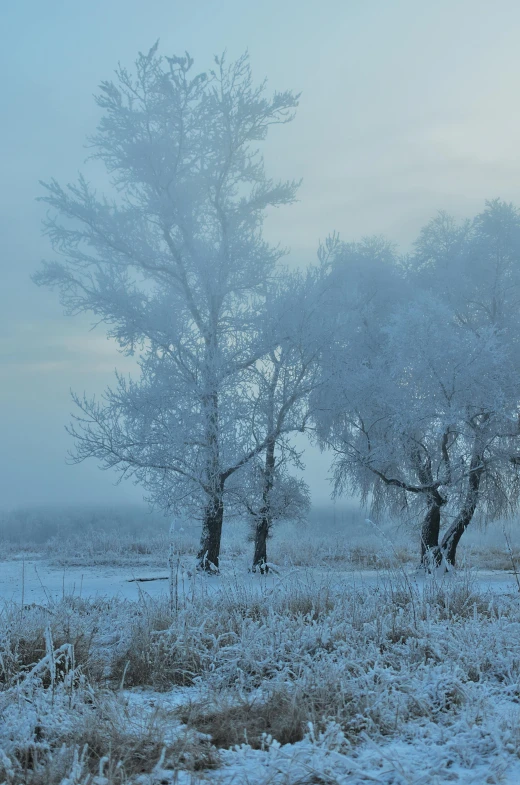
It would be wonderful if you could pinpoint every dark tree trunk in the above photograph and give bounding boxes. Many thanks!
[252,437,276,574]
[440,450,484,567]
[198,336,223,573]
[420,492,444,568]
[252,516,269,574]
[197,487,224,572]
[411,444,446,570]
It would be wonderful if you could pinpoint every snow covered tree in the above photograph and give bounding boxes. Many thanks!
[410,200,520,564]
[228,263,334,572]
[310,238,443,550]
[231,342,313,573]
[235,453,311,573]
[314,205,520,567]
[33,45,300,571]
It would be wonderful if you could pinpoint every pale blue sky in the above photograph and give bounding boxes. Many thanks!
[2,0,520,509]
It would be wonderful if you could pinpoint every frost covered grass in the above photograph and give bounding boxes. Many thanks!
[2,568,520,782]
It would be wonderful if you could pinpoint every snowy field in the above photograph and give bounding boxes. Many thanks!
[1,555,520,605]
[2,513,520,783]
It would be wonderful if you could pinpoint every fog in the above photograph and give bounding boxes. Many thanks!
[2,0,520,511]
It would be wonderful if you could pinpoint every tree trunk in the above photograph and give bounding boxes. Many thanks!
[411,445,446,570]
[252,437,276,574]
[252,516,269,573]
[197,487,224,572]
[420,492,444,568]
[440,449,484,567]
[198,335,223,573]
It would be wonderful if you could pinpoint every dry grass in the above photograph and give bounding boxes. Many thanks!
[179,690,307,749]
[111,615,206,690]
[80,697,219,780]
[0,690,219,784]
[0,598,107,688]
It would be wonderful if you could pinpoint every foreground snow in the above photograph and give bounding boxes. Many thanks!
[2,563,520,783]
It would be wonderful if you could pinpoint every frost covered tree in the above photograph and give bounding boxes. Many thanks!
[228,264,334,572]
[235,451,311,573]
[230,343,312,574]
[310,238,443,551]
[410,200,520,564]
[314,205,520,567]
[33,45,300,571]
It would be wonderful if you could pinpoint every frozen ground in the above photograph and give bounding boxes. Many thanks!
[2,558,520,783]
[2,511,520,783]
[1,556,520,605]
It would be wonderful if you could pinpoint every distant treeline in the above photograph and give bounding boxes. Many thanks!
[0,503,360,547]
[0,504,170,544]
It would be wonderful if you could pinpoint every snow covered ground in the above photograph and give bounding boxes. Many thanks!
[1,556,520,604]
[2,552,520,784]
[2,515,520,784]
